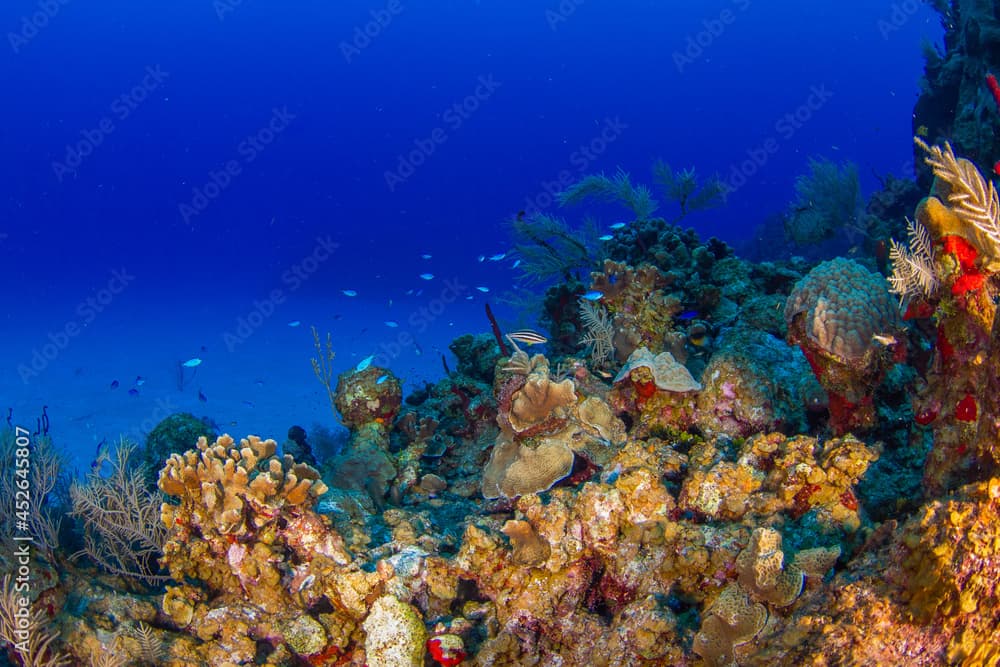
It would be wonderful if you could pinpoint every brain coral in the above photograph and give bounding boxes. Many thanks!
[783,258,899,363]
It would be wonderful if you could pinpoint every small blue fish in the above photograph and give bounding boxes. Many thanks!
[598,234,614,241]
[182,357,202,368]
[477,255,485,262]
[610,222,626,230]
[676,309,700,320]
[356,354,375,372]
[421,253,432,259]
[110,380,119,390]
[288,320,301,327]
[487,252,506,261]
[376,374,389,385]
[128,387,139,396]
[342,289,358,297]
[384,320,399,328]
[465,295,473,300]
[512,259,521,268]
[198,389,207,402]
[134,376,145,386]
[419,273,434,280]
[476,286,489,293]
[581,290,604,301]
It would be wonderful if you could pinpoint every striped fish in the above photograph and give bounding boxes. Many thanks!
[507,329,548,345]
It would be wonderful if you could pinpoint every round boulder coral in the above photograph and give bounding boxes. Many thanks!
[334,367,403,430]
[784,258,902,433]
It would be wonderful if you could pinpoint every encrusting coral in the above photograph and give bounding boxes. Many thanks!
[888,140,1000,494]
[483,349,625,499]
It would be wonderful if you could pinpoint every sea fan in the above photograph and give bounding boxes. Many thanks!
[916,138,1000,248]
[558,168,659,221]
[887,217,939,305]
[653,160,726,222]
[509,213,602,285]
[578,299,615,365]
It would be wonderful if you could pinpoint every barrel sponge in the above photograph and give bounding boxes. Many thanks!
[784,258,899,363]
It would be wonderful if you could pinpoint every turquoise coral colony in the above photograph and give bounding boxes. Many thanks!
[7,3,1000,666]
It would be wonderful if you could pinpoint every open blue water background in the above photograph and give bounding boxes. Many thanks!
[0,0,940,470]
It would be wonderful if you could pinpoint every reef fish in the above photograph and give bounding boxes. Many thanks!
[182,357,202,368]
[356,354,375,372]
[419,273,435,280]
[342,289,358,297]
[507,330,548,345]
[580,291,603,301]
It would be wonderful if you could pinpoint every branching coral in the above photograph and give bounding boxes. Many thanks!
[158,434,337,628]
[0,574,69,666]
[888,217,940,305]
[70,441,167,585]
[916,138,1000,266]
[310,326,338,421]
[577,298,615,365]
[0,430,64,563]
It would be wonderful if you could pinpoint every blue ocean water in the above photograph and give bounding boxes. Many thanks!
[2,0,940,471]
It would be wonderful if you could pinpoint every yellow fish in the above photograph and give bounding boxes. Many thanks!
[916,125,929,137]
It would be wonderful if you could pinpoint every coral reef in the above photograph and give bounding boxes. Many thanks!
[696,327,821,438]
[141,413,217,489]
[890,141,1000,494]
[608,346,701,435]
[483,351,624,499]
